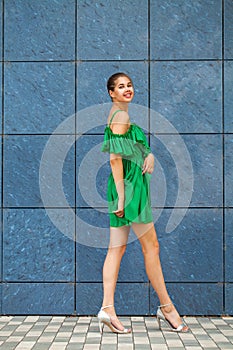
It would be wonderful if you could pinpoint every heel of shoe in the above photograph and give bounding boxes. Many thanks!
[97,308,111,334]
[99,320,104,334]
[157,315,162,330]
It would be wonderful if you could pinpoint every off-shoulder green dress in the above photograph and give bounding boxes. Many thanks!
[101,110,153,227]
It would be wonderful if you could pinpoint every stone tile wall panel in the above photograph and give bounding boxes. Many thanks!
[4,0,75,61]
[77,61,149,110]
[225,284,233,314]
[4,136,75,207]
[154,208,223,283]
[224,62,233,133]
[76,282,149,315]
[3,209,75,282]
[150,0,222,60]
[4,62,75,134]
[77,0,148,60]
[2,283,74,315]
[224,135,233,207]
[150,61,222,134]
[150,134,222,207]
[224,0,233,59]
[150,283,223,315]
[225,209,233,282]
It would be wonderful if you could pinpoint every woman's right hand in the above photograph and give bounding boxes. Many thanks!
[112,198,124,217]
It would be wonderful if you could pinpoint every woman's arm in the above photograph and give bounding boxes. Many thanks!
[109,111,129,217]
[110,154,124,217]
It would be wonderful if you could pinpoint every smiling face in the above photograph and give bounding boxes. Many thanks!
[109,76,134,103]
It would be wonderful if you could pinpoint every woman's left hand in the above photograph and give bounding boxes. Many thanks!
[142,153,154,175]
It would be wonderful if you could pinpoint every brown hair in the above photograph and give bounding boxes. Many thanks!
[107,72,133,95]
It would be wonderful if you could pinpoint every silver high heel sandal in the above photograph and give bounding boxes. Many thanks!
[97,304,131,334]
[157,303,189,332]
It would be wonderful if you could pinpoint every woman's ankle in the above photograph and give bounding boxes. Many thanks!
[159,302,174,313]
[162,304,174,313]
[102,304,116,315]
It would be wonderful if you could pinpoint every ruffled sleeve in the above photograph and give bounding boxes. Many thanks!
[101,124,151,158]
[101,126,134,156]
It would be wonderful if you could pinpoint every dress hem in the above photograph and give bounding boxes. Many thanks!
[109,220,154,228]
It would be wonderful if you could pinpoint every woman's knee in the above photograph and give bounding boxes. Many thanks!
[142,242,160,257]
[140,233,160,256]
[108,244,127,257]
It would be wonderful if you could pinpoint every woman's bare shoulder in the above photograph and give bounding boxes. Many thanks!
[108,110,130,134]
[107,110,129,125]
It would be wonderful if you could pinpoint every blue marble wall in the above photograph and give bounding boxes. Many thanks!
[0,0,232,316]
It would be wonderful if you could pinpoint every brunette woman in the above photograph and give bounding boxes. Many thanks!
[98,72,189,334]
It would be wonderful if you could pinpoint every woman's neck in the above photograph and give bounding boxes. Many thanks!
[112,102,129,112]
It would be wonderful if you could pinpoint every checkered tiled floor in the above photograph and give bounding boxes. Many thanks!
[0,315,233,349]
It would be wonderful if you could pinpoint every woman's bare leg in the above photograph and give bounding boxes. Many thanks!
[132,223,188,330]
[102,225,130,330]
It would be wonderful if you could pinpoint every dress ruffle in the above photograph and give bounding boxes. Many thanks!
[101,124,151,158]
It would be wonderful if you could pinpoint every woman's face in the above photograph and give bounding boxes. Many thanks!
[109,76,134,103]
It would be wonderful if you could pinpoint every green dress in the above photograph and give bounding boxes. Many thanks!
[101,110,153,227]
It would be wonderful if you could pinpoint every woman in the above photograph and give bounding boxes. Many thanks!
[98,72,188,334]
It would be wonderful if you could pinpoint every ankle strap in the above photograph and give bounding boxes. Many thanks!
[101,304,113,310]
[158,303,172,308]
